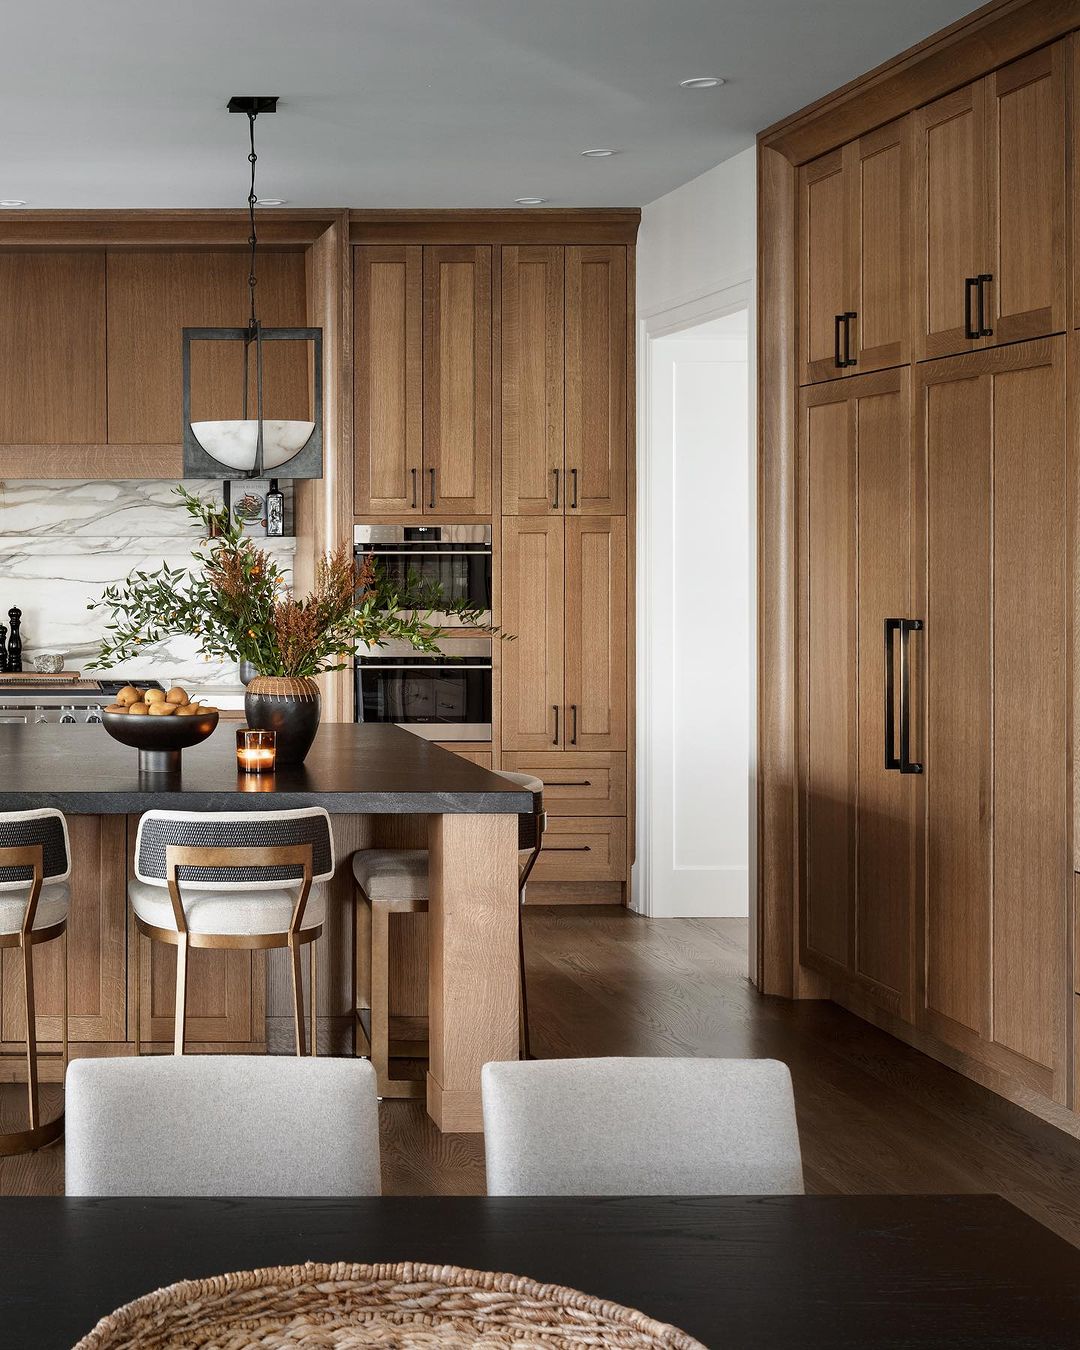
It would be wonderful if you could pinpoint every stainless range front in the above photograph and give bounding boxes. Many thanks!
[0,678,163,725]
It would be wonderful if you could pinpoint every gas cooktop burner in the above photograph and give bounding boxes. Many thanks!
[96,678,166,697]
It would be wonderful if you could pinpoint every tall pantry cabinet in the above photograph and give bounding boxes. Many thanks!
[792,29,1072,1116]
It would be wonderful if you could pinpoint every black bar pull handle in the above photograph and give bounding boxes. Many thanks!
[964,277,979,340]
[884,618,901,771]
[428,467,436,509]
[551,468,560,510]
[544,780,593,788]
[842,311,858,367]
[546,846,593,853]
[552,704,560,746]
[976,273,993,337]
[834,313,845,368]
[410,468,418,510]
[570,468,579,509]
[570,704,578,745]
[899,619,923,775]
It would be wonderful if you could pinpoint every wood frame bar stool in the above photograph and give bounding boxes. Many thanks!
[353,774,545,1096]
[130,809,335,1057]
[0,808,70,1156]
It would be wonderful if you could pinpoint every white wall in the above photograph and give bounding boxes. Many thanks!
[635,146,757,919]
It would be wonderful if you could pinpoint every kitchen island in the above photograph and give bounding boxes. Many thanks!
[0,723,534,1132]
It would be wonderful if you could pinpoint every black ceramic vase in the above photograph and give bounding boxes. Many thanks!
[244,676,321,765]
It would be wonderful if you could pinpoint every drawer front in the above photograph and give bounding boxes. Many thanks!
[533,816,627,882]
[502,753,626,816]
[434,743,493,768]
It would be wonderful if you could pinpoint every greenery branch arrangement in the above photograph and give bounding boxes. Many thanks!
[87,486,502,677]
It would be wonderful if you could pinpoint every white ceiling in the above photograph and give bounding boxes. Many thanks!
[3,0,977,210]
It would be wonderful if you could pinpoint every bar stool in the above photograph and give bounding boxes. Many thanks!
[0,808,69,1155]
[130,808,335,1057]
[353,773,545,1096]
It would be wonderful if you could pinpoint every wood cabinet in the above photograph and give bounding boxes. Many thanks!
[0,253,106,444]
[502,752,626,816]
[530,817,627,883]
[354,245,423,514]
[106,250,310,445]
[353,245,492,516]
[564,247,627,513]
[799,119,910,384]
[501,516,626,753]
[917,337,1067,1101]
[799,368,916,1018]
[914,42,1066,361]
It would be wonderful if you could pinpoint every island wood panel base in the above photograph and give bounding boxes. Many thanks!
[426,812,519,1133]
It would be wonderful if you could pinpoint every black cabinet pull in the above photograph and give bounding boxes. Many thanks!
[551,468,560,510]
[834,313,845,368]
[899,618,923,775]
[842,311,857,367]
[964,277,979,339]
[410,468,418,510]
[552,704,560,745]
[884,618,901,771]
[570,704,578,745]
[570,468,579,509]
[976,273,993,337]
[546,846,593,853]
[544,780,593,788]
[428,467,436,509]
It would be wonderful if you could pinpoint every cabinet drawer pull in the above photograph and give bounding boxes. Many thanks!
[544,780,593,788]
[964,277,979,340]
[570,704,578,745]
[428,467,436,509]
[976,274,993,337]
[552,468,560,510]
[545,846,593,853]
[570,467,579,509]
[410,467,418,510]
[842,311,857,367]
[552,705,560,745]
[834,313,845,368]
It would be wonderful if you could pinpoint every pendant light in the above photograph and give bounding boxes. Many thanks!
[182,96,323,480]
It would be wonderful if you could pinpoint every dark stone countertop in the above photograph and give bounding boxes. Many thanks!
[0,722,535,815]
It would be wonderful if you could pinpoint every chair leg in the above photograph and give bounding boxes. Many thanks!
[354,889,372,1056]
[22,939,39,1131]
[173,936,188,1056]
[518,896,532,1061]
[370,903,391,1091]
[310,939,318,1058]
[133,925,141,1057]
[289,936,306,1057]
[62,927,69,1079]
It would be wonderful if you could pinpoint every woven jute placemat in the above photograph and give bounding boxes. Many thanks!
[73,1259,707,1349]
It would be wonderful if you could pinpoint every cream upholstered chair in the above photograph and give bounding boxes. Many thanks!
[0,808,70,1155]
[482,1056,804,1196]
[65,1055,380,1196]
[353,772,544,1096]
[130,808,334,1056]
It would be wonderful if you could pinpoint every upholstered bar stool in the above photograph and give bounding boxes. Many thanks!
[353,773,544,1096]
[130,808,335,1056]
[0,808,69,1155]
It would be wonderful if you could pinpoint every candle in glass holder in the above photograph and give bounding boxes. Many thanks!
[236,727,276,774]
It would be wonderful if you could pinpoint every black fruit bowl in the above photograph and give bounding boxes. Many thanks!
[102,708,220,772]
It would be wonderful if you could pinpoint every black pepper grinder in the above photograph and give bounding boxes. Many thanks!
[7,607,22,673]
[0,625,7,673]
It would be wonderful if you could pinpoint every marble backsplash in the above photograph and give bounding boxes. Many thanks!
[0,480,295,688]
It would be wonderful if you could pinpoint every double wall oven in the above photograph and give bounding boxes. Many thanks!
[354,525,493,741]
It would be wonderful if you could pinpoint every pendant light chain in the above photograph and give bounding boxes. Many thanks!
[246,110,259,329]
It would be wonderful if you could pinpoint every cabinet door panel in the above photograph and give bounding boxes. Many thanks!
[423,245,492,515]
[141,940,255,1046]
[565,247,627,513]
[501,517,565,750]
[799,149,847,384]
[502,246,564,516]
[564,516,627,752]
[107,251,309,445]
[850,120,910,375]
[987,42,1066,345]
[354,246,423,515]
[0,253,106,444]
[914,84,988,361]
[531,817,626,883]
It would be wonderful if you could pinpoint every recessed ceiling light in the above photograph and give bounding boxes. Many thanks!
[0,199,27,207]
[514,197,548,206]
[680,76,725,89]
[256,197,288,206]
[580,148,617,158]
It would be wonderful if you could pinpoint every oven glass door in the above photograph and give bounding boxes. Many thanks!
[356,656,492,735]
[364,546,492,623]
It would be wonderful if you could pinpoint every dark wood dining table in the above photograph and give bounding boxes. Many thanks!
[5,1194,1079,1348]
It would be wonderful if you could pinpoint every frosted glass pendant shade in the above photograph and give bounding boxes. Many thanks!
[189,419,317,473]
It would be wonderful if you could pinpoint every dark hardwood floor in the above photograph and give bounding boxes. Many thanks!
[4,908,1080,1247]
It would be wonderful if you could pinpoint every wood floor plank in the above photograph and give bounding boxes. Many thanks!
[4,910,1080,1248]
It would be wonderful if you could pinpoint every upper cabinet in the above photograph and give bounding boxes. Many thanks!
[799,118,911,384]
[565,246,627,514]
[914,41,1066,361]
[353,244,492,516]
[0,252,107,444]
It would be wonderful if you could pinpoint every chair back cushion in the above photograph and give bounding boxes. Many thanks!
[0,809,70,890]
[135,808,334,891]
[482,1056,804,1196]
[65,1056,380,1197]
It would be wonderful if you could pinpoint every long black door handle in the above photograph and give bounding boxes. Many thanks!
[546,846,593,853]
[834,313,845,368]
[570,704,578,745]
[899,619,923,775]
[428,468,436,509]
[410,468,418,510]
[976,274,993,337]
[570,468,579,509]
[964,278,979,340]
[552,704,560,746]
[551,468,560,510]
[884,618,901,771]
[543,780,593,788]
[842,311,857,367]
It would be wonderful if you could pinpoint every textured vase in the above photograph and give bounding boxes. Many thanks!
[244,676,321,765]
